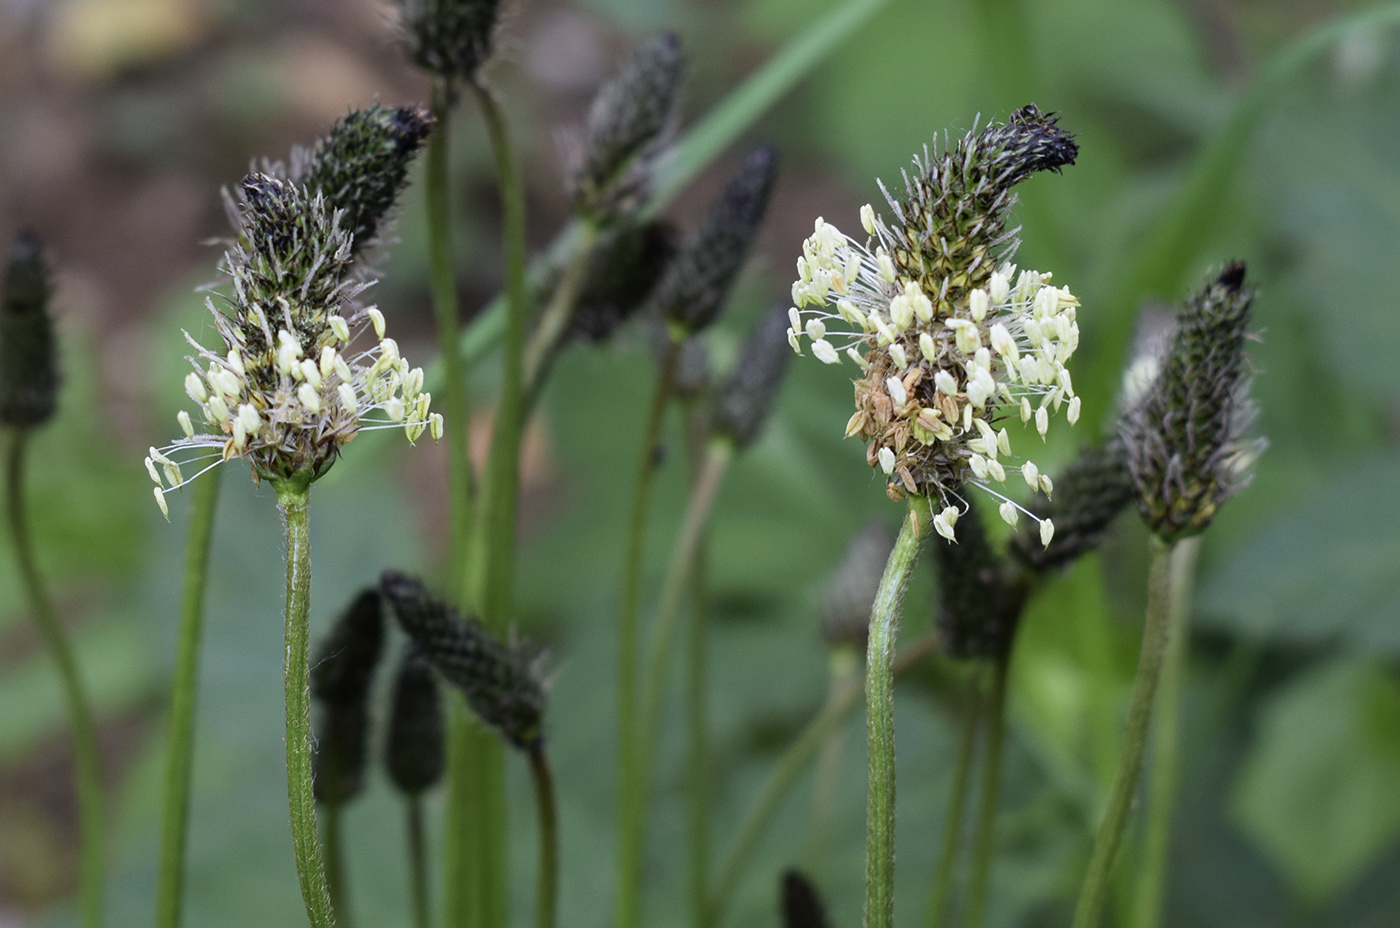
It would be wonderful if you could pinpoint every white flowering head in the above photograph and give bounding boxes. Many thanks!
[147,174,441,517]
[786,106,1081,543]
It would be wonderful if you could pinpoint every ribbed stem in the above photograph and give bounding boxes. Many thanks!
[155,466,221,928]
[865,496,934,928]
[523,220,600,404]
[277,484,336,928]
[528,745,559,928]
[1071,535,1177,928]
[614,338,681,928]
[962,658,1008,928]
[1131,537,1199,928]
[467,75,529,928]
[924,670,981,928]
[322,803,351,928]
[6,428,105,928]
[406,794,431,928]
[426,77,473,603]
[705,633,942,928]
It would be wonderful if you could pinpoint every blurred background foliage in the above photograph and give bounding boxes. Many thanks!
[1,0,1399,926]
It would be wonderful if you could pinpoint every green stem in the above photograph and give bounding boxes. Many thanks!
[523,220,600,405]
[322,803,351,928]
[1131,537,1199,928]
[442,699,478,928]
[683,401,713,928]
[277,483,336,928]
[705,633,942,928]
[155,466,222,928]
[625,439,734,924]
[528,744,560,928]
[614,338,681,928]
[805,651,861,874]
[407,794,431,928]
[924,670,982,928]
[1071,535,1176,928]
[962,658,1008,928]
[865,496,934,928]
[5,428,105,928]
[427,77,474,604]
[465,75,529,928]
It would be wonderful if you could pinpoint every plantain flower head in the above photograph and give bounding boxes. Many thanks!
[146,174,441,517]
[785,106,1080,543]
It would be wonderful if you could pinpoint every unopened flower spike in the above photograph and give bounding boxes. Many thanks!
[934,497,1025,660]
[385,645,446,795]
[148,174,441,518]
[785,106,1081,544]
[819,522,896,653]
[1010,437,1134,572]
[380,571,546,750]
[564,220,675,343]
[569,32,685,219]
[652,145,780,334]
[268,104,433,258]
[1,232,59,428]
[310,589,384,806]
[394,0,503,85]
[1120,261,1264,542]
[712,304,796,449]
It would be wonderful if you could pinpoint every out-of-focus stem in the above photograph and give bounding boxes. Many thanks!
[962,658,1008,928]
[1071,536,1177,928]
[528,745,559,928]
[407,794,431,928]
[6,428,105,928]
[924,669,982,928]
[322,803,351,928]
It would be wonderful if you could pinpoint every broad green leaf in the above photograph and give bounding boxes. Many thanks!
[1232,659,1400,903]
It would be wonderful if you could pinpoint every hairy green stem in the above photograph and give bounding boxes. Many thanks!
[462,75,530,928]
[962,658,1008,928]
[155,466,221,928]
[427,78,474,604]
[1071,536,1176,928]
[614,338,681,928]
[705,633,942,928]
[924,670,982,928]
[322,803,351,928]
[1131,537,1199,928]
[528,745,560,928]
[277,483,336,928]
[407,794,431,928]
[683,400,713,928]
[625,439,733,920]
[6,428,105,928]
[523,220,600,402]
[806,651,861,874]
[865,496,934,928]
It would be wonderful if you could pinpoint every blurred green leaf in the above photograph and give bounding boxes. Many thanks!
[1198,456,1400,653]
[1232,658,1400,904]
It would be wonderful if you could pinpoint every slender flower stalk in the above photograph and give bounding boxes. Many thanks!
[705,632,943,928]
[155,467,221,928]
[527,745,560,928]
[681,394,712,928]
[865,496,935,928]
[1075,263,1261,928]
[2,234,105,928]
[924,671,980,928]
[962,658,1008,928]
[1131,537,1199,928]
[278,484,336,928]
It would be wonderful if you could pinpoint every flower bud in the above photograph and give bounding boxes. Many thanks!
[781,870,832,928]
[312,701,371,806]
[284,105,434,256]
[1010,438,1134,572]
[381,571,546,750]
[310,589,385,806]
[565,221,675,343]
[819,522,896,653]
[1119,262,1263,542]
[712,306,795,447]
[394,0,502,83]
[385,646,446,795]
[652,146,779,333]
[0,232,59,428]
[933,499,1024,660]
[569,32,685,219]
